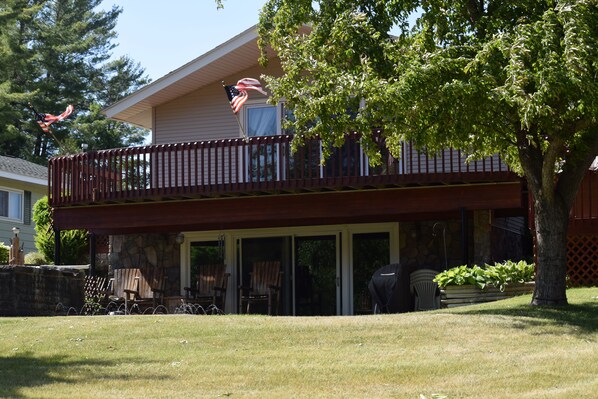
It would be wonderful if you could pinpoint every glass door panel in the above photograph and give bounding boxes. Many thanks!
[190,240,225,283]
[352,232,390,314]
[239,236,291,315]
[294,235,338,316]
[247,105,278,182]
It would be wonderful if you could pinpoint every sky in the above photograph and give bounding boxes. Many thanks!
[100,0,269,81]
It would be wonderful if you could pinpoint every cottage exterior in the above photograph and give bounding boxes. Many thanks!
[49,26,539,315]
[0,155,47,255]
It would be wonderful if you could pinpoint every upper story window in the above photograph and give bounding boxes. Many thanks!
[246,104,278,137]
[0,187,23,222]
[243,101,294,137]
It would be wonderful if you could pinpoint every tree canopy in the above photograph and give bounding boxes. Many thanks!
[0,0,149,162]
[258,0,598,304]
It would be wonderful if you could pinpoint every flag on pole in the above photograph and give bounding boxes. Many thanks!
[223,78,266,114]
[35,104,74,133]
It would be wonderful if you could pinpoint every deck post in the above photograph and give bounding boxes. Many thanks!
[461,208,469,266]
[54,227,61,265]
[88,232,96,276]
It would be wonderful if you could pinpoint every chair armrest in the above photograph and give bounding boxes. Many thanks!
[123,288,139,300]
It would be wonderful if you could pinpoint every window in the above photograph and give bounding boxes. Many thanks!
[246,105,278,137]
[244,103,283,182]
[0,188,23,221]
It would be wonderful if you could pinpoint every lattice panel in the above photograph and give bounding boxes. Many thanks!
[567,235,598,286]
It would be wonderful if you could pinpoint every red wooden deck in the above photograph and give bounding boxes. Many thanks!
[49,133,516,208]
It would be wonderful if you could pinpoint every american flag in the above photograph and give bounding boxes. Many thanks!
[224,78,266,114]
[36,104,74,133]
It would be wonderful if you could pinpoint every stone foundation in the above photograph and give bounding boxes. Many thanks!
[0,265,85,316]
[109,233,180,295]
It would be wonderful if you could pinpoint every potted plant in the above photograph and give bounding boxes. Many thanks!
[433,260,535,307]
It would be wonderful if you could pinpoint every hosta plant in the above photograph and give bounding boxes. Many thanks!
[434,260,535,291]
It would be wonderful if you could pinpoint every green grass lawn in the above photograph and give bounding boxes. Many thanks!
[1,287,596,399]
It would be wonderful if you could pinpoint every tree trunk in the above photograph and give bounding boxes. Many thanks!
[531,194,570,306]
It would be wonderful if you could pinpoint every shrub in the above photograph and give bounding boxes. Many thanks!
[32,196,88,264]
[434,260,535,291]
[0,243,9,264]
[25,251,47,265]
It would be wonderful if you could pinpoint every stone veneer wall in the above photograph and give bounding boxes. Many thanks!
[0,265,84,316]
[399,220,462,271]
[399,210,494,271]
[109,233,180,296]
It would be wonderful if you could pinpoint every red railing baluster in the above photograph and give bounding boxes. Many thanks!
[48,134,521,207]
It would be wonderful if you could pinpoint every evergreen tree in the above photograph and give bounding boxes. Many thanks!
[0,0,150,161]
[0,0,41,159]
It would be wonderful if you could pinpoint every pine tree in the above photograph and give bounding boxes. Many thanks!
[0,0,150,160]
[0,0,41,159]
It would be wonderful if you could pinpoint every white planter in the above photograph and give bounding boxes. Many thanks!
[440,282,535,308]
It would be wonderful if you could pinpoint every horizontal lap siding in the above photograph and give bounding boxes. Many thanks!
[152,63,284,189]
[154,61,284,144]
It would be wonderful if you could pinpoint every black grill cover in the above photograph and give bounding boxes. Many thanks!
[368,263,412,313]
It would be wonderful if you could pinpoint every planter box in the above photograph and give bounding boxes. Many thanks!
[440,282,535,308]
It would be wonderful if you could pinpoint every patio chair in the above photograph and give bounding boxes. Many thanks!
[184,264,230,311]
[109,268,165,313]
[239,261,282,315]
[409,268,441,311]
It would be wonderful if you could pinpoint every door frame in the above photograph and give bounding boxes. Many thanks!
[180,222,399,315]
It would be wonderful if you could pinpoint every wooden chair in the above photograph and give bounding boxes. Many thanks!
[239,261,282,315]
[109,268,166,313]
[184,264,230,311]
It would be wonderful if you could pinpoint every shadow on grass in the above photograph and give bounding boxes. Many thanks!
[0,352,166,398]
[454,300,598,334]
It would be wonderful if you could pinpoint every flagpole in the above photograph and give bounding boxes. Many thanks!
[222,81,249,142]
[28,103,63,147]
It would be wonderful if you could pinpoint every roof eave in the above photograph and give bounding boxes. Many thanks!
[102,25,260,127]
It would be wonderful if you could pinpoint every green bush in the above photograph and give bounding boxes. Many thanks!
[434,260,535,291]
[32,196,88,264]
[0,243,9,264]
[25,251,48,265]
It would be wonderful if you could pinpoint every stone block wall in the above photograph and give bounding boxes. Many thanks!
[109,233,180,295]
[0,265,85,316]
[399,210,499,271]
[399,220,463,271]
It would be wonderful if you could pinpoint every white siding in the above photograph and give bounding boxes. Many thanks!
[154,61,284,145]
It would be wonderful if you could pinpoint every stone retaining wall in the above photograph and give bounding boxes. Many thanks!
[0,265,85,316]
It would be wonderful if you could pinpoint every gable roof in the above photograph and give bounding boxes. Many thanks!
[0,155,48,186]
[103,25,270,129]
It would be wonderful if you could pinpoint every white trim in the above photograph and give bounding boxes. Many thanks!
[103,26,259,123]
[180,222,399,315]
[0,186,24,223]
[0,171,46,186]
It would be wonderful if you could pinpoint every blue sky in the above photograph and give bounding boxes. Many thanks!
[101,0,268,81]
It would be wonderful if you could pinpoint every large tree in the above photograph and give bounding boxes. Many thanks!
[0,0,149,160]
[0,0,41,159]
[257,0,598,305]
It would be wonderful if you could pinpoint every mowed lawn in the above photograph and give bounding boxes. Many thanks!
[0,288,596,399]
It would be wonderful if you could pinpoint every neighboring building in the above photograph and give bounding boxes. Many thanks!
[48,26,540,315]
[0,155,47,256]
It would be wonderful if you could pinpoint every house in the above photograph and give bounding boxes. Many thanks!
[0,155,47,256]
[48,26,540,315]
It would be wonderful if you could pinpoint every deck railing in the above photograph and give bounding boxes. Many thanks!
[49,133,515,207]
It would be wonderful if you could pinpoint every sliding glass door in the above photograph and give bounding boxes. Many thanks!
[294,235,339,316]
